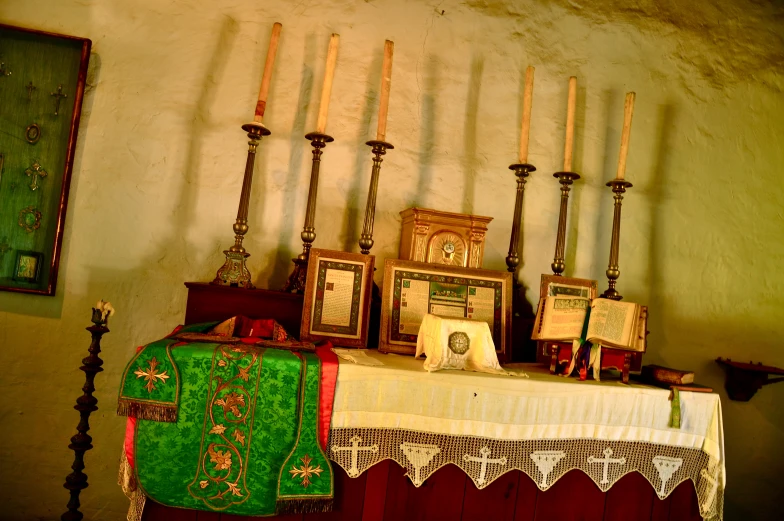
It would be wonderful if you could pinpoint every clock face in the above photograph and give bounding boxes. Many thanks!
[428,232,466,266]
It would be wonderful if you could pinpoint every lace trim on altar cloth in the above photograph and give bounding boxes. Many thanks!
[118,451,146,521]
[328,428,724,521]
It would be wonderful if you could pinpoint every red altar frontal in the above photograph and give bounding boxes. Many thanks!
[142,464,704,521]
[124,284,722,521]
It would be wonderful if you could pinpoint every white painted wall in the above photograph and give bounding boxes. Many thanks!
[1,0,782,519]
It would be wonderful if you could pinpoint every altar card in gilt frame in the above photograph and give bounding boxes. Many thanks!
[379,259,512,362]
[300,249,375,348]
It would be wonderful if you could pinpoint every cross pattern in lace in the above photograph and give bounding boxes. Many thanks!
[700,467,719,513]
[331,435,379,477]
[462,446,507,486]
[587,447,626,485]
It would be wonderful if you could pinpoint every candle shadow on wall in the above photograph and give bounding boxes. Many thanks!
[339,53,381,252]
[411,55,439,206]
[184,17,239,280]
[593,89,621,282]
[646,103,676,352]
[462,55,484,215]
[268,34,316,287]
[79,19,238,344]
[563,80,587,276]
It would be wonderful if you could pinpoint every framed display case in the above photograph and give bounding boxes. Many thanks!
[0,24,91,295]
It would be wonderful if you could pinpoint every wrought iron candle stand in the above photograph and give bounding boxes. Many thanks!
[284,132,334,293]
[505,163,536,278]
[550,171,580,275]
[212,122,271,288]
[358,140,394,255]
[61,308,111,521]
[600,179,633,300]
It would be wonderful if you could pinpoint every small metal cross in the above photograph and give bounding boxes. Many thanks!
[25,160,48,191]
[26,81,36,100]
[0,237,10,261]
[51,84,67,116]
[0,62,10,77]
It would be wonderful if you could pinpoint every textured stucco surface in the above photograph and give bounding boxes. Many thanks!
[0,0,782,519]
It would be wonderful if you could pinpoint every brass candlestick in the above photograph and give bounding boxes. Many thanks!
[212,122,271,288]
[550,171,580,275]
[358,140,393,254]
[601,179,633,300]
[284,132,334,293]
[505,163,536,276]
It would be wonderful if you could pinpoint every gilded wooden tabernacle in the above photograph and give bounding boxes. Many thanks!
[398,208,492,269]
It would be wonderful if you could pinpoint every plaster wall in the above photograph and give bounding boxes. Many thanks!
[0,0,782,519]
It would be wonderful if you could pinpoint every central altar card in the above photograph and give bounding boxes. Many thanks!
[301,249,375,348]
[379,259,512,362]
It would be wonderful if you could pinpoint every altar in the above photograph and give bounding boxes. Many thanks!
[121,284,723,521]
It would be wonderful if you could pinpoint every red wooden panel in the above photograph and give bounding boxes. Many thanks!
[362,460,391,521]
[603,472,655,521]
[141,500,198,521]
[462,469,519,521]
[184,283,304,333]
[222,513,301,521]
[382,461,410,521]
[651,493,673,521]
[666,480,701,521]
[195,512,220,521]
[533,470,605,521]
[512,472,539,521]
[305,464,367,521]
[403,463,467,521]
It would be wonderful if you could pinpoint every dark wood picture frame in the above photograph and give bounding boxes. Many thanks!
[300,248,375,348]
[0,24,91,296]
[378,258,513,362]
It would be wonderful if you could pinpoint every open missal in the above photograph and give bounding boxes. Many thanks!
[532,296,647,351]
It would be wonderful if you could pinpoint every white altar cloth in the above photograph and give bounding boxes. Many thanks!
[327,352,724,521]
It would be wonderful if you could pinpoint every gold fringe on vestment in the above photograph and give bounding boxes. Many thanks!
[117,399,178,423]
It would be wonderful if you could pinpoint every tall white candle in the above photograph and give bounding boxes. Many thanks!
[563,76,577,171]
[376,40,394,141]
[616,92,636,180]
[253,22,283,123]
[315,34,340,134]
[519,65,535,164]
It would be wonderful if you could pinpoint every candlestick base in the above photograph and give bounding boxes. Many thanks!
[358,140,394,255]
[213,251,254,289]
[211,121,270,289]
[505,163,536,274]
[283,257,308,294]
[550,171,580,276]
[600,179,633,301]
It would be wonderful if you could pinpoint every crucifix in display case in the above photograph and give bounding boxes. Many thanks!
[51,84,67,116]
